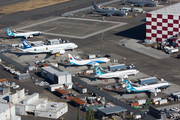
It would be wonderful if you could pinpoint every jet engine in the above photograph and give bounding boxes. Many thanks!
[59,49,65,54]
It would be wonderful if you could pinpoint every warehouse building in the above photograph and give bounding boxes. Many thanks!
[97,106,127,118]
[0,88,68,119]
[0,103,21,120]
[41,66,72,84]
[145,2,180,46]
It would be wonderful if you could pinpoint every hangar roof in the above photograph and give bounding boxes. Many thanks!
[148,2,180,15]
[98,106,127,115]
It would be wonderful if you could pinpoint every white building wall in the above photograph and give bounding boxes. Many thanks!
[9,93,18,103]
[66,74,72,83]
[0,104,17,120]
[23,93,39,104]
[146,13,180,43]
[58,75,66,84]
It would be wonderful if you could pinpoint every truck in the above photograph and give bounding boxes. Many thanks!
[159,99,168,105]
[108,64,125,71]
[119,7,131,12]
[73,83,87,94]
[138,77,157,85]
[152,97,161,105]
[137,99,146,105]
[167,48,179,54]
[132,8,143,12]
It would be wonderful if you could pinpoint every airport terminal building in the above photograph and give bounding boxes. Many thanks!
[145,2,180,46]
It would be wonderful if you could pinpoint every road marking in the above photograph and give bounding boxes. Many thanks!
[17,17,127,39]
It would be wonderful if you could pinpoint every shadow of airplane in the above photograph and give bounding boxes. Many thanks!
[58,63,93,69]
[9,51,51,59]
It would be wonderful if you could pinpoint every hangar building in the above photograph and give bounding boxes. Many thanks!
[145,2,180,46]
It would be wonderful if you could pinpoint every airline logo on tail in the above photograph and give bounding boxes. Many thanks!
[70,56,73,60]
[94,66,105,75]
[21,39,32,49]
[125,80,132,90]
[68,54,75,62]
[6,28,14,36]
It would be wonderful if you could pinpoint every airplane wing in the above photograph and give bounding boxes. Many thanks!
[99,67,112,73]
[137,3,145,7]
[89,62,99,66]
[148,89,157,96]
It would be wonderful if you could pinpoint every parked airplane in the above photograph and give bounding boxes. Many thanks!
[123,0,157,7]
[124,79,171,96]
[18,39,78,54]
[94,66,139,80]
[68,54,110,66]
[92,1,127,17]
[6,28,43,39]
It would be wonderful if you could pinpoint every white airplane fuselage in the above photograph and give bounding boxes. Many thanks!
[70,58,110,65]
[22,43,78,53]
[95,69,139,78]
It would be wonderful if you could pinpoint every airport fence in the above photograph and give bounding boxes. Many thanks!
[72,77,156,120]
[0,53,27,72]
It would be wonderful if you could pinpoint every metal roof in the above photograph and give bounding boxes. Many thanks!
[55,89,69,95]
[42,66,70,76]
[71,98,87,105]
[98,106,127,115]
[148,2,180,15]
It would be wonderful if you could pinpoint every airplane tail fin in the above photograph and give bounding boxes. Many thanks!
[6,28,14,36]
[68,54,76,62]
[124,79,134,92]
[94,66,105,75]
[21,39,32,49]
[92,1,99,10]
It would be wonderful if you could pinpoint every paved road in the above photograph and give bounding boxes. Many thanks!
[0,0,110,29]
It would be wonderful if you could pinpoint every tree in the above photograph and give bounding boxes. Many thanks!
[83,114,86,120]
[86,108,95,120]
[77,109,80,120]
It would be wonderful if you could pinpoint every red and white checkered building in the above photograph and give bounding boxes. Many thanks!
[145,2,180,46]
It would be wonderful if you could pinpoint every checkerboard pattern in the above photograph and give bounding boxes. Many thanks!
[146,13,180,42]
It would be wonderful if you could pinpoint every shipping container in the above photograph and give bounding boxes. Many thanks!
[86,54,96,59]
[48,39,60,45]
[73,83,87,94]
[137,99,146,105]
[130,102,139,107]
[159,99,168,105]
[108,64,125,71]
[138,77,157,85]
[17,73,30,80]
[152,97,161,104]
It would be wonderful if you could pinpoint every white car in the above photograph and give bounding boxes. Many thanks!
[13,85,19,89]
